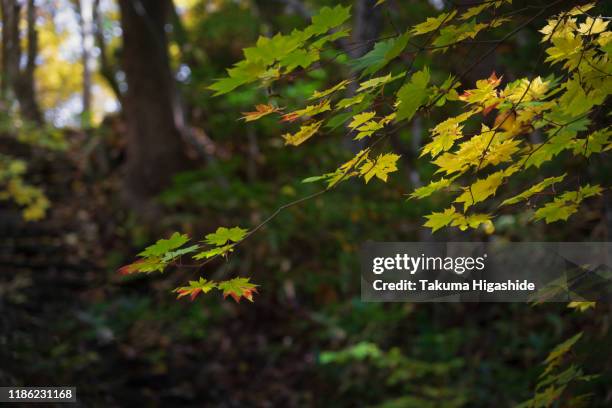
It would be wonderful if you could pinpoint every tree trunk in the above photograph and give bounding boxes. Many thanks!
[117,0,189,210]
[93,0,122,103]
[0,0,43,123]
[74,0,93,127]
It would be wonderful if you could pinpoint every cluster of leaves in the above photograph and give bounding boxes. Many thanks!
[0,111,66,221]
[518,302,598,407]
[0,153,50,221]
[218,1,610,234]
[119,228,258,302]
[0,110,68,151]
[208,4,352,96]
[320,341,466,407]
[124,2,610,302]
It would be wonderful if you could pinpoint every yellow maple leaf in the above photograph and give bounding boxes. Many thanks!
[282,121,323,146]
[359,153,400,183]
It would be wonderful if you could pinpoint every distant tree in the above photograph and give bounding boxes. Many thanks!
[0,0,43,124]
[117,0,189,212]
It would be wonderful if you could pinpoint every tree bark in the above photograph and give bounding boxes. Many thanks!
[0,0,43,123]
[117,0,189,209]
[74,0,92,127]
[92,0,122,102]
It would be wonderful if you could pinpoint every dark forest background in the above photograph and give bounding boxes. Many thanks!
[0,0,611,406]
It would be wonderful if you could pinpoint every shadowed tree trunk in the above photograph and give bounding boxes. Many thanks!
[0,0,43,124]
[73,0,93,127]
[117,0,189,212]
[92,0,122,103]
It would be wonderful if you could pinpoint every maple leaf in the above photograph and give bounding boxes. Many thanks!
[354,120,383,140]
[280,48,319,73]
[454,170,507,211]
[218,277,259,303]
[459,72,502,110]
[460,4,488,21]
[174,278,217,301]
[281,100,331,122]
[357,72,405,92]
[396,68,430,122]
[500,174,566,206]
[309,80,351,100]
[283,121,323,146]
[240,104,281,122]
[118,259,146,275]
[545,333,583,365]
[139,232,190,258]
[204,227,248,246]
[349,112,376,129]
[336,94,366,109]
[451,213,494,233]
[162,245,200,262]
[308,5,351,36]
[533,184,602,223]
[423,206,461,232]
[359,153,400,183]
[118,257,167,275]
[412,10,457,35]
[351,34,410,77]
[577,17,608,35]
[281,112,301,123]
[193,244,235,260]
[568,301,596,312]
[408,178,452,200]
[534,200,578,223]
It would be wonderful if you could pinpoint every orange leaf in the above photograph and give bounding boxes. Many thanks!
[240,104,281,122]
[482,101,499,116]
[117,260,144,275]
[487,71,502,87]
[281,112,301,122]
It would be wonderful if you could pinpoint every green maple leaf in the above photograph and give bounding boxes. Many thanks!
[218,277,259,303]
[500,174,566,206]
[534,200,579,223]
[351,39,394,76]
[352,33,411,77]
[280,48,319,73]
[308,5,351,36]
[162,245,200,262]
[139,232,190,258]
[204,227,248,246]
[193,244,235,260]
[396,68,431,122]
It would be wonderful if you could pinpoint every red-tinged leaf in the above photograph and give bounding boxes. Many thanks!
[118,260,144,275]
[176,287,202,300]
[487,71,502,87]
[118,258,167,275]
[218,277,259,303]
[240,104,281,122]
[458,90,472,101]
[281,112,301,122]
[173,277,217,301]
[482,101,499,116]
